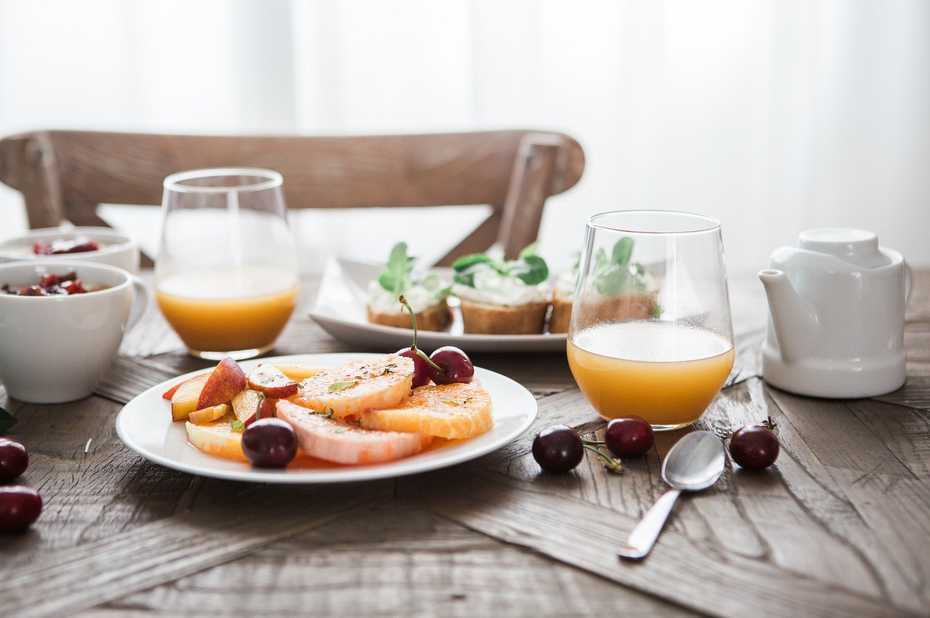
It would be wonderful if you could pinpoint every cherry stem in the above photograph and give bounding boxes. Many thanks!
[583,444,623,474]
[582,438,605,446]
[399,294,444,374]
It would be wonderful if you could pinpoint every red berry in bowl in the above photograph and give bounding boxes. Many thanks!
[430,346,474,385]
[729,423,779,470]
[0,486,42,532]
[604,417,654,457]
[532,425,584,473]
[0,438,28,482]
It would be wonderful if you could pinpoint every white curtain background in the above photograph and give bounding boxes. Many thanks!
[1,0,928,276]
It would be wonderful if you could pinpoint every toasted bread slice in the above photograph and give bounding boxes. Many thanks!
[291,355,414,420]
[360,381,492,440]
[459,300,548,335]
[367,299,452,332]
[277,400,431,465]
[548,289,572,334]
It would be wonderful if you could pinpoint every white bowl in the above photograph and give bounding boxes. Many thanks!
[0,261,149,403]
[0,227,140,273]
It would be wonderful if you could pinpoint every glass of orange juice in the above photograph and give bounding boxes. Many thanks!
[567,210,734,430]
[155,168,299,360]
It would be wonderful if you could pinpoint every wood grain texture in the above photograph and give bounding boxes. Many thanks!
[81,502,692,618]
[0,492,383,618]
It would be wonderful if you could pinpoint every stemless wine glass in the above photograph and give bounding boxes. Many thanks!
[155,168,299,360]
[567,210,734,431]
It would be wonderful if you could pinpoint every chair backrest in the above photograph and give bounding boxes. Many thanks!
[0,130,584,265]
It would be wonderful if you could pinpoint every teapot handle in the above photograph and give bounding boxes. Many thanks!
[904,259,913,306]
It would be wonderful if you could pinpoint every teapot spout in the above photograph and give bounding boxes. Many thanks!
[758,269,820,363]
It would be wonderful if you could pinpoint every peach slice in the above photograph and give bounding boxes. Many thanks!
[247,364,298,398]
[231,389,263,426]
[197,358,248,409]
[188,403,230,425]
[274,364,321,382]
[171,374,210,421]
[185,419,246,462]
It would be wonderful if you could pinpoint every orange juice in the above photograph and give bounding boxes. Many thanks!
[568,321,734,429]
[156,267,298,354]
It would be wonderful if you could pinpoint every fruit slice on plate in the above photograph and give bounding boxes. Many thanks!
[231,389,263,426]
[171,374,210,421]
[248,364,298,398]
[360,381,493,440]
[198,358,247,409]
[188,403,230,425]
[276,400,430,465]
[274,364,321,382]
[291,355,415,420]
[185,418,246,462]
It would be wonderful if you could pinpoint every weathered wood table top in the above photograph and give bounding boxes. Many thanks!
[1,270,928,618]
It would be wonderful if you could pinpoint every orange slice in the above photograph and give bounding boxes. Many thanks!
[359,381,492,440]
[291,355,414,420]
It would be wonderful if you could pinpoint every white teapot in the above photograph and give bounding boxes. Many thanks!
[758,228,911,398]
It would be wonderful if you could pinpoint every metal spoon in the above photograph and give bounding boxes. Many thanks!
[618,430,725,560]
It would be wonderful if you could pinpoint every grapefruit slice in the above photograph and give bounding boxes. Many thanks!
[291,355,414,420]
[359,381,492,440]
[276,400,430,465]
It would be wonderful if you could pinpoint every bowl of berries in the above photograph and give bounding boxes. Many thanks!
[0,226,139,273]
[0,261,149,403]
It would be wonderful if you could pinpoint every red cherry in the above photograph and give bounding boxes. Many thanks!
[604,417,654,457]
[729,424,779,470]
[0,439,28,482]
[430,346,474,384]
[0,486,42,533]
[397,347,433,387]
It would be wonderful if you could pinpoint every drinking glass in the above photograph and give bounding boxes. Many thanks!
[155,168,299,360]
[567,210,734,430]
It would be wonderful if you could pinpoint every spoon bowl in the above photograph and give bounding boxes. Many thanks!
[619,430,725,560]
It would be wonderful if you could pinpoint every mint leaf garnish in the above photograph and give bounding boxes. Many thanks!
[512,254,549,285]
[328,380,358,393]
[231,420,245,433]
[378,242,414,295]
[612,237,633,266]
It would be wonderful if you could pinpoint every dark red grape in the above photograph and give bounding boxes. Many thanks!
[0,486,42,532]
[532,425,583,473]
[0,439,28,482]
[430,346,474,385]
[397,347,432,388]
[729,425,779,470]
[604,417,654,457]
[242,418,297,468]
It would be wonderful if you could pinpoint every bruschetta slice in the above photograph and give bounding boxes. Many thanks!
[276,400,430,465]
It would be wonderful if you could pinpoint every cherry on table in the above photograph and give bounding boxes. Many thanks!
[0,438,28,482]
[604,417,654,458]
[0,485,42,533]
[729,424,779,470]
[532,425,584,474]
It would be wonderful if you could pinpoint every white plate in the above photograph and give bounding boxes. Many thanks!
[115,353,537,484]
[309,258,567,353]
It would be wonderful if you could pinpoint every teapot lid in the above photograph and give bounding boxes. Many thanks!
[798,228,891,268]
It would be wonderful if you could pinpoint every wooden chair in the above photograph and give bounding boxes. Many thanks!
[0,130,584,265]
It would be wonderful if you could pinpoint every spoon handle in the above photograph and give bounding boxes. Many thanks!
[617,489,681,560]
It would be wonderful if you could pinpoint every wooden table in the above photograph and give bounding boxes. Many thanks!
[1,271,928,618]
